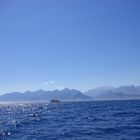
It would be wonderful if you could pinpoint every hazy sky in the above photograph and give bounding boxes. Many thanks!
[0,0,140,94]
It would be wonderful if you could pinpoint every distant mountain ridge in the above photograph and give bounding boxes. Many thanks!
[0,88,90,101]
[84,85,140,100]
[0,85,140,101]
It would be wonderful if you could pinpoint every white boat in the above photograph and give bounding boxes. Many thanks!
[50,99,60,103]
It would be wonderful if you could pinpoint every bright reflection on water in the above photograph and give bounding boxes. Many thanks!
[0,100,140,140]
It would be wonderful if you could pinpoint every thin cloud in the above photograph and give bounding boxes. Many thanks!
[44,80,55,86]
[44,82,49,86]
[59,86,65,90]
[49,80,55,85]
[44,80,64,90]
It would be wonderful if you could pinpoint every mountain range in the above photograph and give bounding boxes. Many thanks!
[0,85,140,101]
[0,88,90,101]
[84,85,140,100]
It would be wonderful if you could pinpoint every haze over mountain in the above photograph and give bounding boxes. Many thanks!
[84,85,140,100]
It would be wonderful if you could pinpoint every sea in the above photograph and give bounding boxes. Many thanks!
[0,100,140,140]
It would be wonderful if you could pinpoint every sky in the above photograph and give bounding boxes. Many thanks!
[0,0,140,94]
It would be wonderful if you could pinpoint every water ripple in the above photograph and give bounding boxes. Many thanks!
[0,100,140,140]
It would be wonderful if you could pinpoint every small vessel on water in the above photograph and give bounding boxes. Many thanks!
[50,99,60,103]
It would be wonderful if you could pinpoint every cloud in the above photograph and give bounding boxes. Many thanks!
[44,80,55,85]
[44,82,49,86]
[59,86,65,90]
[44,80,64,90]
[49,80,55,84]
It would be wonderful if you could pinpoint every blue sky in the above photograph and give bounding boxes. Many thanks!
[0,0,140,94]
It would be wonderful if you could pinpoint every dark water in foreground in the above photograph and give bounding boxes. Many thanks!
[0,100,140,140]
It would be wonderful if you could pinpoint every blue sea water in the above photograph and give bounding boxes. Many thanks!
[0,100,140,140]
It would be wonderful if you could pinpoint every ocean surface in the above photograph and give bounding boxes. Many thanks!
[0,100,140,140]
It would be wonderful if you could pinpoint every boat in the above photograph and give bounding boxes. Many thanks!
[50,99,60,103]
